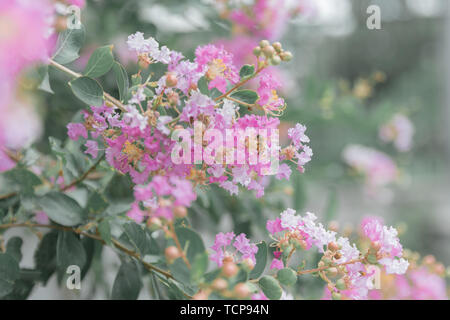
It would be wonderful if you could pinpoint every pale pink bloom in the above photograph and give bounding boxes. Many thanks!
[84,140,98,159]
[379,114,415,152]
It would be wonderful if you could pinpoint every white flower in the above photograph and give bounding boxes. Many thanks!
[280,208,300,230]
[380,258,409,275]
[156,116,173,135]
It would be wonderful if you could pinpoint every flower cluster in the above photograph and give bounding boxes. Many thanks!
[210,232,258,268]
[266,209,408,300]
[67,33,312,223]
[379,113,415,152]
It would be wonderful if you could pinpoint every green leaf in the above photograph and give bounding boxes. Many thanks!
[6,237,23,263]
[197,76,209,95]
[277,268,297,286]
[38,192,84,226]
[190,253,208,283]
[69,76,104,106]
[111,260,142,300]
[239,64,255,79]
[169,258,191,285]
[122,221,151,256]
[3,168,42,194]
[86,192,108,215]
[0,253,20,298]
[34,231,58,284]
[112,62,129,102]
[84,45,114,78]
[258,275,282,300]
[38,70,54,94]
[230,89,259,105]
[52,25,85,65]
[56,231,87,272]
[249,241,267,279]
[98,219,112,246]
[175,227,207,265]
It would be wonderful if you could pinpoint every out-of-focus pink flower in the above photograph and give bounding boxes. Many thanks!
[379,114,415,152]
[342,144,398,189]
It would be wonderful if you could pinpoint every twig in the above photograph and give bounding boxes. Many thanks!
[48,59,126,112]
[61,154,105,191]
[297,258,364,275]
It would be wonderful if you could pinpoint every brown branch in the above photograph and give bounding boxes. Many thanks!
[48,59,126,112]
[60,153,105,191]
[297,258,365,275]
[0,222,173,279]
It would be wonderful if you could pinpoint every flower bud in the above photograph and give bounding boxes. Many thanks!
[259,40,270,48]
[165,73,178,87]
[328,242,339,252]
[327,267,339,277]
[336,278,347,290]
[147,217,162,230]
[280,51,293,62]
[331,291,342,300]
[234,283,250,299]
[138,56,150,69]
[222,262,238,278]
[173,205,187,219]
[211,278,228,292]
[423,255,436,265]
[371,241,382,251]
[242,258,255,271]
[193,290,209,300]
[262,45,276,58]
[253,46,262,56]
[269,55,281,65]
[165,246,180,262]
[272,42,282,52]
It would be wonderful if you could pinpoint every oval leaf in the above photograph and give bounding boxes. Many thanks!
[258,275,282,300]
[52,25,85,65]
[0,253,20,298]
[38,192,84,226]
[239,64,255,79]
[230,89,259,105]
[69,76,104,106]
[249,241,267,279]
[111,261,142,300]
[56,231,87,271]
[84,45,115,78]
[112,62,129,102]
[277,268,297,286]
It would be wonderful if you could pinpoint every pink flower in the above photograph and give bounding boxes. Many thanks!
[84,140,98,158]
[210,232,258,267]
[127,202,145,223]
[67,123,88,141]
[379,114,415,152]
[195,44,239,93]
[270,258,284,270]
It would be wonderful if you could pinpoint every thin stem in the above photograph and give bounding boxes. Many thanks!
[0,192,17,201]
[61,154,105,191]
[224,96,256,108]
[214,65,265,102]
[48,59,126,112]
[297,258,364,275]
[169,221,191,269]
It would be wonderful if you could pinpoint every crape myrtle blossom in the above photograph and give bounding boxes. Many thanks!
[210,232,258,268]
[67,34,312,218]
[266,209,408,300]
[361,217,409,275]
[342,144,397,190]
[379,113,415,152]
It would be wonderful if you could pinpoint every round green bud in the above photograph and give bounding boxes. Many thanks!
[269,55,281,65]
[272,42,282,52]
[336,278,347,291]
[259,40,270,48]
[253,46,262,56]
[332,292,342,300]
[280,51,293,62]
[262,45,276,58]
